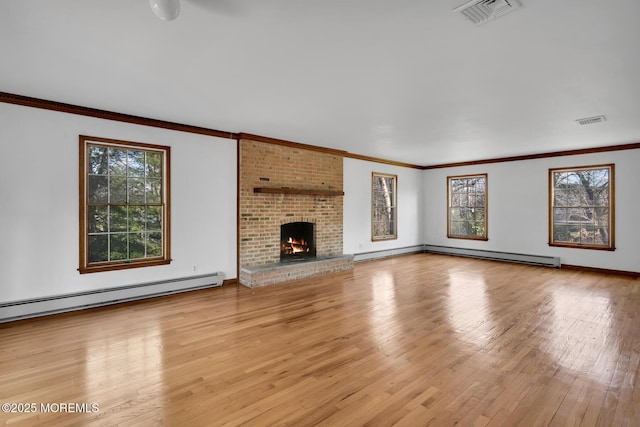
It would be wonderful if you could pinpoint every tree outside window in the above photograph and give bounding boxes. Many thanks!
[447,174,487,240]
[79,135,171,273]
[549,164,614,250]
[372,173,397,241]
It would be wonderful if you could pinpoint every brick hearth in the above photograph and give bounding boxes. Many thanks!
[240,255,354,287]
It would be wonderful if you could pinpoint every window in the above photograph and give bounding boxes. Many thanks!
[79,135,171,273]
[549,164,614,250]
[447,174,487,240]
[372,172,397,241]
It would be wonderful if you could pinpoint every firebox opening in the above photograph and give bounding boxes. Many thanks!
[280,222,316,262]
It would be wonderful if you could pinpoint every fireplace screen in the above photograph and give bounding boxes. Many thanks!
[280,222,316,262]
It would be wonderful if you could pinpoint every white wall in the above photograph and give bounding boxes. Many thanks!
[423,149,640,273]
[343,157,423,255]
[0,103,237,303]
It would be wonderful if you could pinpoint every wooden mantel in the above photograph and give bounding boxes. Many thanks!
[253,187,344,196]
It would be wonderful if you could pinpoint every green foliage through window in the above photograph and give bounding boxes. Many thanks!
[80,136,170,273]
[448,174,487,240]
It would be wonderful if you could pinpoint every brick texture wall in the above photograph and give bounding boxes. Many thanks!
[239,139,344,267]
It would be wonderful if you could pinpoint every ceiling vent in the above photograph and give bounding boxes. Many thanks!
[576,115,606,126]
[453,0,522,25]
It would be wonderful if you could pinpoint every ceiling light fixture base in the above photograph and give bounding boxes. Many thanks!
[149,0,180,21]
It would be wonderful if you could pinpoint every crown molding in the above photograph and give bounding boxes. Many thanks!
[422,142,640,170]
[0,91,237,139]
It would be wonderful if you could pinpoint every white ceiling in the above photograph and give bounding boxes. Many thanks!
[2,0,639,166]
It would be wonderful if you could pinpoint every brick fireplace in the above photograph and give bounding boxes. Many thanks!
[238,138,353,287]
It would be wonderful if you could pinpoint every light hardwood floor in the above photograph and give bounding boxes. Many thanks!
[1,254,639,426]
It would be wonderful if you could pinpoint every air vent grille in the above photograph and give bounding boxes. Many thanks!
[576,115,606,126]
[453,0,522,25]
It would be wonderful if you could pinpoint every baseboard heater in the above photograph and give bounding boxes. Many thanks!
[354,245,425,262]
[423,245,560,268]
[0,272,225,323]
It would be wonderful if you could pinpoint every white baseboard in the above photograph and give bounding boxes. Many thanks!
[353,245,425,262]
[0,272,225,323]
[423,245,560,267]
[354,244,560,268]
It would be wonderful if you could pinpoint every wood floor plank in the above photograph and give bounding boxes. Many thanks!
[1,254,639,426]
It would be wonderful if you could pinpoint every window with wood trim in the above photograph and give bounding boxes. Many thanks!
[79,135,170,273]
[549,164,614,250]
[447,174,488,240]
[372,172,397,241]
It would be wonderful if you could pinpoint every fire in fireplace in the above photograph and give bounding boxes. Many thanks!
[280,222,316,262]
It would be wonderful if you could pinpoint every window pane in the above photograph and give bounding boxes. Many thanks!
[565,172,581,185]
[88,146,108,175]
[456,207,468,220]
[450,221,462,236]
[554,189,568,207]
[595,190,609,206]
[568,207,588,223]
[472,221,485,236]
[554,171,568,189]
[594,208,609,226]
[129,206,146,232]
[147,232,163,257]
[147,206,162,231]
[108,148,127,175]
[569,224,583,242]
[110,176,127,203]
[88,175,108,203]
[110,234,128,260]
[146,152,162,178]
[596,227,609,245]
[372,207,383,222]
[450,207,460,219]
[554,225,572,243]
[88,235,108,263]
[109,206,128,232]
[584,207,594,222]
[554,208,567,223]
[582,226,596,245]
[468,222,479,236]
[383,181,394,201]
[88,205,108,233]
[128,150,145,177]
[128,178,146,203]
[147,178,162,204]
[129,233,145,259]
[372,222,387,237]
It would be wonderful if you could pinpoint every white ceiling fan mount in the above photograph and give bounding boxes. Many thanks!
[149,0,181,21]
